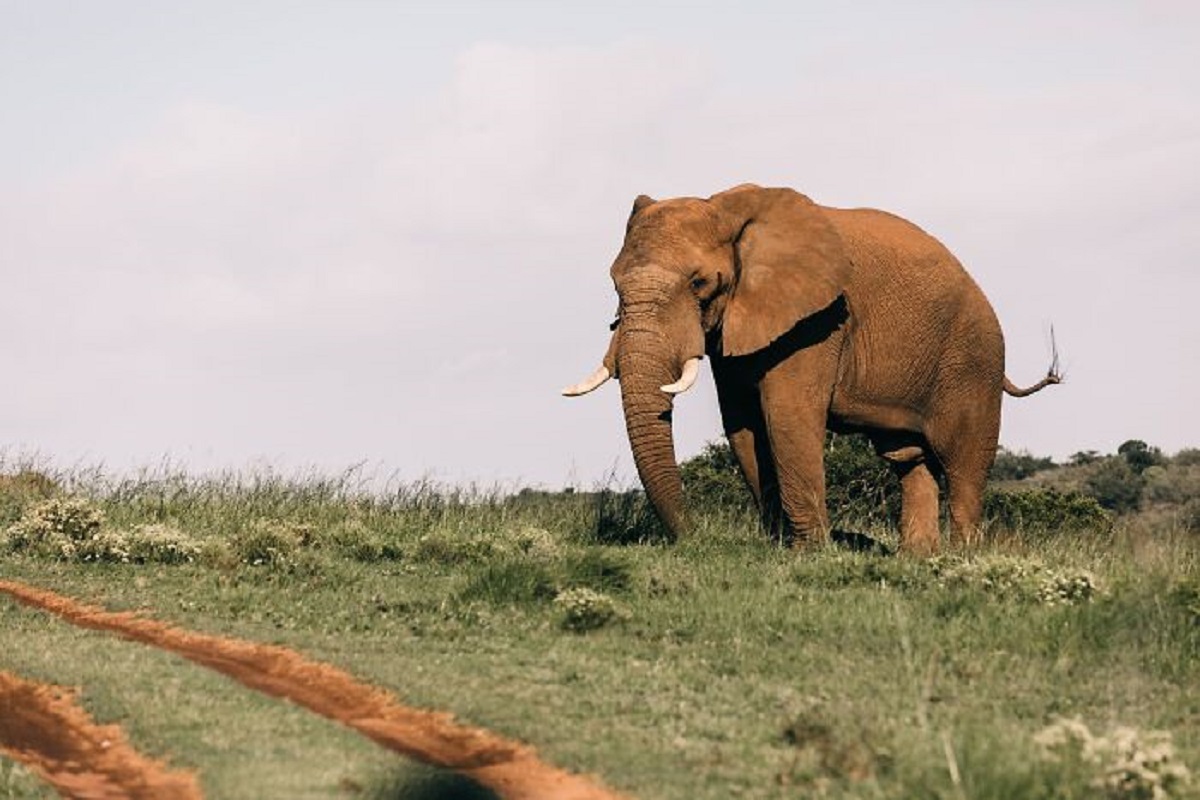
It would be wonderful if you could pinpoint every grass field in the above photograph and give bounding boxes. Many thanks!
[1,469,1198,798]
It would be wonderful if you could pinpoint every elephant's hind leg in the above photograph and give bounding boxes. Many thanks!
[927,417,999,547]
[879,443,941,555]
[945,464,988,546]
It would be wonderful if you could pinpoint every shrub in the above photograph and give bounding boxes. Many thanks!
[1,498,207,565]
[1143,464,1200,507]
[121,523,203,564]
[76,530,134,563]
[681,442,753,513]
[984,488,1112,535]
[931,556,1103,606]
[823,433,900,527]
[680,434,902,527]
[1036,569,1102,607]
[1034,717,1192,798]
[3,496,106,557]
[555,587,624,632]
[1086,458,1145,514]
[990,447,1057,481]
[229,519,306,566]
[499,526,560,560]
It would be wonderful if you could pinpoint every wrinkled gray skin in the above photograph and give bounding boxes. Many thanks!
[568,184,1059,554]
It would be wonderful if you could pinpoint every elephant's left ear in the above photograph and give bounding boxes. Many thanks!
[711,185,851,357]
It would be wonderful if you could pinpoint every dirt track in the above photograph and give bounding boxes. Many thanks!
[0,669,202,799]
[0,579,625,800]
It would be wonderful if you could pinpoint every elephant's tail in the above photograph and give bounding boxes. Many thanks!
[1004,324,1063,398]
[1003,374,1061,398]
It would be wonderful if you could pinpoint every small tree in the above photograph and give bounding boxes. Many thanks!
[1117,439,1165,474]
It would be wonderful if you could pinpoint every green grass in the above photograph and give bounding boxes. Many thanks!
[1,468,1198,799]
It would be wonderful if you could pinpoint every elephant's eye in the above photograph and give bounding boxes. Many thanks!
[690,276,706,291]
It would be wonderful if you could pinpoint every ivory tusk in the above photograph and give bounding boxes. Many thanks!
[661,357,702,395]
[561,366,612,397]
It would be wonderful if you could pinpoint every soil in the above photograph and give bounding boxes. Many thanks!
[0,580,625,800]
[0,669,202,799]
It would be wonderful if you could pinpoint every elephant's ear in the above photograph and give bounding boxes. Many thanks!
[711,185,851,357]
[627,194,656,229]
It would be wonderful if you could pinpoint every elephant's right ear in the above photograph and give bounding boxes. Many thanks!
[627,194,656,228]
[711,185,851,357]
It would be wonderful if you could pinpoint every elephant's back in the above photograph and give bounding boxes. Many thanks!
[821,205,998,328]
[822,207,967,281]
[820,206,1005,418]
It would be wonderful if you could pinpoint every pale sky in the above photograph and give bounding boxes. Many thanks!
[2,1,1197,487]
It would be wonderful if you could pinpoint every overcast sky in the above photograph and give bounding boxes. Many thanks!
[2,1,1197,487]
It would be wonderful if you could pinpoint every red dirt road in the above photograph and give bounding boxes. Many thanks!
[0,669,202,799]
[0,580,625,800]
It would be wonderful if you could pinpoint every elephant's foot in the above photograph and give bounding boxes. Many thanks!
[898,532,939,557]
[789,531,830,551]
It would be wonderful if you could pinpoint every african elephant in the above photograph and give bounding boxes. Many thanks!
[563,184,1059,554]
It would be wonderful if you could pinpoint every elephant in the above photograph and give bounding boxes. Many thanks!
[563,184,1060,555]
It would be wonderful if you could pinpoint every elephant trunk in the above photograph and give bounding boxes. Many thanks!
[617,327,689,537]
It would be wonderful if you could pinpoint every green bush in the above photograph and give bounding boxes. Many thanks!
[679,434,901,527]
[823,433,900,526]
[1085,458,1145,514]
[1144,464,1200,507]
[984,488,1112,535]
[990,447,1057,482]
[681,442,754,513]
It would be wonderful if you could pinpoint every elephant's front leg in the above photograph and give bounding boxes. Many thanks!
[758,353,839,547]
[713,357,784,540]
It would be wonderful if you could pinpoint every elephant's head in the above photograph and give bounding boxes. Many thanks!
[564,184,851,536]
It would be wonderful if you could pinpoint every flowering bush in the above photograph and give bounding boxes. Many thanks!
[2,497,106,557]
[1035,717,1192,799]
[122,524,202,564]
[1036,568,1101,606]
[229,519,307,566]
[931,556,1102,606]
[1,499,204,565]
[555,587,625,632]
